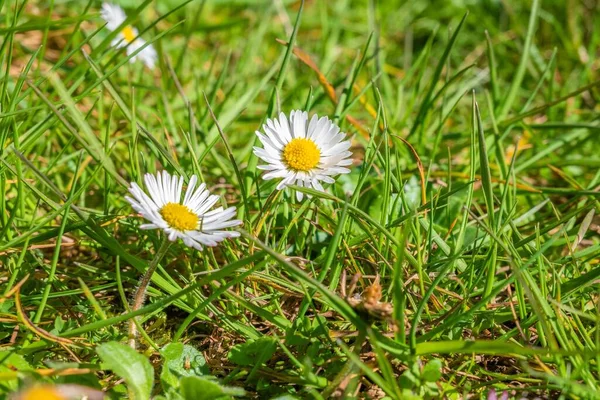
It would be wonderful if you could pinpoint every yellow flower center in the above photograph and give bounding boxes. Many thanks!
[160,203,198,231]
[121,25,137,43]
[283,138,321,172]
[22,386,65,400]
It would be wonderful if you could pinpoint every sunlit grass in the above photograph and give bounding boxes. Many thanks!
[1,0,599,399]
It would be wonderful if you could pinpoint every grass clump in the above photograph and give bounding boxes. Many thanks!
[1,0,599,399]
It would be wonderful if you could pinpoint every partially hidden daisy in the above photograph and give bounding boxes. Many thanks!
[101,3,158,69]
[14,384,104,400]
[254,110,353,201]
[125,171,241,250]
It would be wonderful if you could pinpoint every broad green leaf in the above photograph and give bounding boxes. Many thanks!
[400,389,422,400]
[180,376,245,400]
[161,342,209,388]
[97,342,154,400]
[0,350,33,389]
[422,359,442,383]
[227,337,277,367]
[398,369,418,390]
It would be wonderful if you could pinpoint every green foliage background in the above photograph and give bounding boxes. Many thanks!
[0,0,599,398]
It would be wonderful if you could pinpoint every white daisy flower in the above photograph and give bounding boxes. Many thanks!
[253,110,353,201]
[125,171,241,250]
[101,3,158,69]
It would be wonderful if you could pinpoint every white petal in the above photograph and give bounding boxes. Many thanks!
[322,140,352,156]
[306,114,319,139]
[101,3,127,30]
[276,112,293,142]
[186,183,209,210]
[263,169,291,180]
[264,125,287,148]
[291,110,308,139]
[128,185,159,214]
[253,147,281,164]
[139,223,159,230]
[336,159,353,166]
[135,39,157,69]
[203,219,242,231]
[195,194,220,215]
[175,175,184,203]
[324,167,351,175]
[276,179,290,190]
[183,175,198,205]
[309,116,329,141]
[143,173,163,206]
[253,142,280,160]
[111,35,127,50]
[257,163,285,171]
[311,179,325,192]
[257,131,284,151]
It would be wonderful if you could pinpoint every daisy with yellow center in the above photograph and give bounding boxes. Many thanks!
[18,386,65,400]
[125,171,241,250]
[254,110,353,201]
[100,3,158,69]
[14,384,105,400]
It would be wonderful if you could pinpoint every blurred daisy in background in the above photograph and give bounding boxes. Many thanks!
[10,384,104,400]
[254,110,353,201]
[101,3,157,69]
[126,171,241,250]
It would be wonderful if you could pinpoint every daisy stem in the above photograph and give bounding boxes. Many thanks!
[128,236,171,349]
